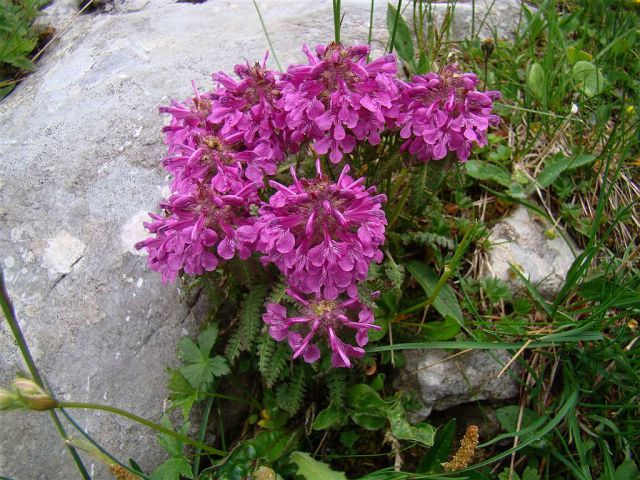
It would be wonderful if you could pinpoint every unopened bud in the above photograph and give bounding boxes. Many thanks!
[13,378,58,411]
[0,387,19,411]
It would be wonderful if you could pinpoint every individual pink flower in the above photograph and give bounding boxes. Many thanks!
[280,43,400,163]
[262,289,380,367]
[396,64,501,162]
[135,180,260,283]
[255,161,386,299]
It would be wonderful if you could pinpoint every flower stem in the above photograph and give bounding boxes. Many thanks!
[388,0,403,54]
[333,0,341,44]
[0,269,91,480]
[59,401,226,456]
[193,396,214,476]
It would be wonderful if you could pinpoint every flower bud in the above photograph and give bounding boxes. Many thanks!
[0,387,19,411]
[12,378,58,411]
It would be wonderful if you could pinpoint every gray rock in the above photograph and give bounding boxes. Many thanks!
[0,0,523,478]
[396,349,520,421]
[486,205,579,298]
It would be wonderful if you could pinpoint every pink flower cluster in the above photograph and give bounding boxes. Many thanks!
[396,64,501,162]
[137,43,500,367]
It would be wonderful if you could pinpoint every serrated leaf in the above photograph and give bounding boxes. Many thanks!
[156,415,188,457]
[177,337,203,364]
[197,324,219,357]
[386,2,414,66]
[573,60,605,98]
[167,369,195,396]
[209,355,230,377]
[290,451,347,480]
[406,261,464,323]
[527,62,545,102]
[465,160,511,188]
[151,457,194,480]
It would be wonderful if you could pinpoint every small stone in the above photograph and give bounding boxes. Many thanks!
[486,206,578,298]
[396,349,520,421]
[3,256,15,269]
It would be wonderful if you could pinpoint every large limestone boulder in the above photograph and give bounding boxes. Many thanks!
[0,0,522,478]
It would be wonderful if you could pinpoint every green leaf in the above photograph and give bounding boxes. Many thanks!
[567,153,597,170]
[421,316,461,341]
[465,160,512,188]
[573,61,605,98]
[290,451,347,480]
[177,337,203,364]
[156,415,189,457]
[167,369,195,396]
[406,261,464,323]
[386,2,415,66]
[615,459,639,480]
[180,355,229,389]
[313,403,344,430]
[417,418,457,473]
[388,403,435,446]
[151,457,194,480]
[347,384,389,430]
[566,46,592,65]
[527,62,545,102]
[495,405,540,432]
[197,324,219,357]
[537,155,570,188]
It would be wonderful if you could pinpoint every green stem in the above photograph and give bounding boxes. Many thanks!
[252,0,282,71]
[59,401,225,456]
[193,396,214,476]
[333,0,341,44]
[387,181,411,228]
[367,0,375,46]
[61,409,151,480]
[0,269,91,480]
[388,0,403,53]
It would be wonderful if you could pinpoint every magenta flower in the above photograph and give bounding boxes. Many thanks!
[135,180,260,283]
[255,161,386,299]
[396,64,501,162]
[263,289,380,367]
[209,55,287,169]
[280,43,400,163]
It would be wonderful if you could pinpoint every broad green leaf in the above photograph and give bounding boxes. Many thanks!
[566,46,592,65]
[388,403,435,446]
[527,62,545,102]
[567,154,597,170]
[495,405,540,432]
[573,61,605,98]
[421,316,461,341]
[386,2,415,66]
[290,451,347,480]
[313,403,344,430]
[151,457,194,480]
[347,384,388,430]
[522,465,541,480]
[465,160,512,188]
[197,324,219,357]
[615,459,639,480]
[209,355,230,377]
[537,155,570,188]
[167,369,195,396]
[417,418,457,473]
[406,261,464,323]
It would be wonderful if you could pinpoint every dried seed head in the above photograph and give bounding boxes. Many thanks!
[442,424,479,472]
[110,465,142,480]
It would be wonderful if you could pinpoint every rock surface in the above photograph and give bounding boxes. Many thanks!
[0,0,523,478]
[486,205,578,298]
[397,349,521,420]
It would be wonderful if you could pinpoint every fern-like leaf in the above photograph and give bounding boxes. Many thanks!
[224,328,242,364]
[326,370,347,409]
[276,368,306,414]
[257,332,275,378]
[264,341,290,388]
[239,283,267,351]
